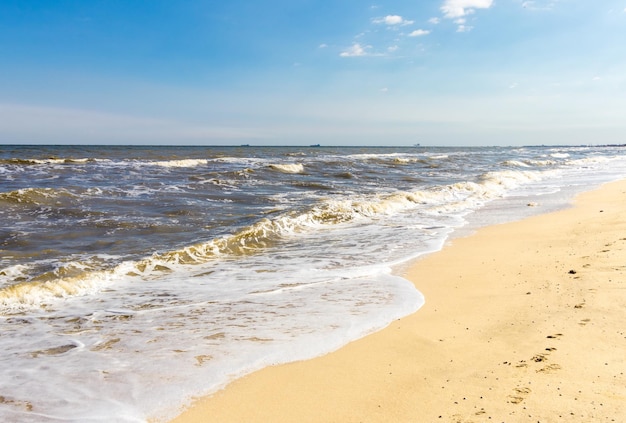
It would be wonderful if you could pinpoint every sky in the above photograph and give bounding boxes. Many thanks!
[1,0,626,146]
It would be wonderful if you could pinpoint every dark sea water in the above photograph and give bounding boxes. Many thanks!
[1,144,626,422]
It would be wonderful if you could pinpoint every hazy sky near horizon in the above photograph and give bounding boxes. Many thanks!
[1,0,625,146]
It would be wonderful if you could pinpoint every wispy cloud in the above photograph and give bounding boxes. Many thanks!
[429,17,441,24]
[340,43,370,57]
[409,29,431,37]
[440,0,493,32]
[372,15,414,26]
[522,1,559,11]
[456,24,473,32]
[441,0,494,18]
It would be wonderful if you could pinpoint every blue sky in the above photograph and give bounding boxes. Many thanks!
[1,0,625,146]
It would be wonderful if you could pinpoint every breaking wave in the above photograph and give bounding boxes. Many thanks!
[150,159,209,168]
[0,168,547,312]
[268,163,305,174]
[0,187,77,205]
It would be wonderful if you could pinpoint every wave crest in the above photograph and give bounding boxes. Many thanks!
[268,163,304,174]
[0,187,76,205]
[150,159,209,168]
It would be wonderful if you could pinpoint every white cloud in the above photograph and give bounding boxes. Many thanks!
[319,43,328,48]
[522,1,558,11]
[373,15,414,26]
[388,45,399,52]
[340,43,369,57]
[429,17,441,24]
[441,0,494,19]
[456,24,473,32]
[409,29,431,37]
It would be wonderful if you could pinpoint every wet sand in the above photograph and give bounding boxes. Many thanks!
[167,180,626,422]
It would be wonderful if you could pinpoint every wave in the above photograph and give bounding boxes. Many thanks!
[0,167,552,313]
[2,156,214,171]
[1,191,426,312]
[1,158,95,166]
[480,169,544,190]
[268,163,304,174]
[0,264,30,287]
[527,159,557,166]
[149,159,209,168]
[502,160,531,168]
[392,157,435,165]
[340,153,451,168]
[0,263,134,313]
[566,156,611,167]
[0,187,76,205]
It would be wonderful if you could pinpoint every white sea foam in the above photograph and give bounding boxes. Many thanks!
[31,158,71,164]
[527,159,557,166]
[0,264,31,287]
[568,156,611,166]
[150,159,209,168]
[503,160,531,167]
[0,269,113,313]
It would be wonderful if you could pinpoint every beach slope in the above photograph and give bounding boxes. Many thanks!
[168,180,626,422]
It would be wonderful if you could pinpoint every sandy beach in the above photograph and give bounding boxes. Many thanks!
[168,180,626,423]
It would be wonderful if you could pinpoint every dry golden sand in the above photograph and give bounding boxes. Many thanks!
[167,180,626,423]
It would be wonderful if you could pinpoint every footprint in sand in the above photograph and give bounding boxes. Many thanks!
[537,363,562,374]
[547,333,563,339]
[508,387,531,404]
[516,346,557,369]
[579,318,591,326]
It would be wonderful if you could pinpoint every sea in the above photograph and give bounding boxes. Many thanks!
[1,144,626,422]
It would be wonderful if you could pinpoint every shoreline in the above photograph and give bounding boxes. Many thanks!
[166,180,626,422]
